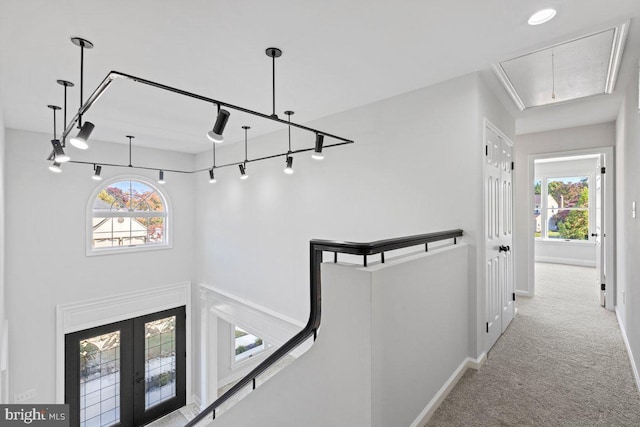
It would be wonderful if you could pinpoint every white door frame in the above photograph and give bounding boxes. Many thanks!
[526,147,615,310]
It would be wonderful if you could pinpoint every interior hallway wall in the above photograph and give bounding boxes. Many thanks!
[193,70,514,395]
[513,123,615,295]
[616,66,640,388]
[4,129,196,403]
[0,107,7,403]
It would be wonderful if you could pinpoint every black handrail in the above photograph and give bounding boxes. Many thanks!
[185,229,463,425]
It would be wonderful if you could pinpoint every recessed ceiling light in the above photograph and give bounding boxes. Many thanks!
[528,9,556,26]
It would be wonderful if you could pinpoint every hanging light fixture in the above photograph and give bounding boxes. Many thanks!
[239,126,250,180]
[312,134,325,160]
[209,169,216,183]
[207,107,231,143]
[49,162,62,173]
[70,122,95,149]
[284,110,295,174]
[92,165,102,181]
[47,43,354,181]
[56,79,74,146]
[47,104,70,163]
[158,170,166,184]
[69,37,95,150]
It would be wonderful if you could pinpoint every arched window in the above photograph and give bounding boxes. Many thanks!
[89,178,169,254]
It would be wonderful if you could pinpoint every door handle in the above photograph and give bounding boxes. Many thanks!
[591,233,598,237]
[498,245,511,253]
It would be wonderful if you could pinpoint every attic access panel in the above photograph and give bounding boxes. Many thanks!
[493,23,628,110]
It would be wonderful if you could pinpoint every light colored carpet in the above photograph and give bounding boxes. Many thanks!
[426,263,640,427]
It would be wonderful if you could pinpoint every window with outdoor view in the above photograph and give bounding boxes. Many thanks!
[534,176,590,240]
[234,326,270,364]
[91,179,168,252]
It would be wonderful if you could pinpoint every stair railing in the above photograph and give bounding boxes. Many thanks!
[185,228,463,425]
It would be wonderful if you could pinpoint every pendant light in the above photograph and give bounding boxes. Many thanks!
[207,106,230,143]
[69,37,95,149]
[240,126,250,180]
[158,170,166,184]
[48,104,70,163]
[92,165,102,181]
[209,169,217,183]
[284,110,294,174]
[312,134,325,160]
[49,162,62,173]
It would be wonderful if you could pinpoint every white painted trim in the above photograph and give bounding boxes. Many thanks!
[527,146,615,300]
[616,308,640,397]
[410,355,486,427]
[56,282,191,404]
[85,174,173,257]
[535,257,596,267]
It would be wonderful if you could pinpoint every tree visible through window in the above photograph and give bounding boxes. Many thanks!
[92,179,168,250]
[534,176,590,240]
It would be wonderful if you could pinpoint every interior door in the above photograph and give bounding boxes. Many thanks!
[66,306,186,427]
[485,127,502,351]
[500,139,514,332]
[484,123,514,352]
[594,155,605,304]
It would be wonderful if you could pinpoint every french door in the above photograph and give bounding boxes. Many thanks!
[65,306,186,427]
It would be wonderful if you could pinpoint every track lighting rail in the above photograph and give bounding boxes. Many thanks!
[59,70,355,145]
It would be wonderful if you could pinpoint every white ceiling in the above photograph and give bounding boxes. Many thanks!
[1,0,640,154]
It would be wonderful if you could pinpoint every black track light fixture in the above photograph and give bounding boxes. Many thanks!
[70,121,94,150]
[49,162,62,173]
[92,165,102,181]
[158,170,166,184]
[284,110,295,174]
[266,47,283,118]
[48,104,70,163]
[56,79,74,145]
[207,106,231,143]
[209,169,216,184]
[284,156,294,175]
[239,164,248,180]
[312,134,325,160]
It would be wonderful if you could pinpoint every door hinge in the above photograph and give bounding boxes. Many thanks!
[601,166,606,174]
[511,161,514,170]
[486,322,489,333]
[601,283,606,291]
[485,145,488,156]
[513,292,516,301]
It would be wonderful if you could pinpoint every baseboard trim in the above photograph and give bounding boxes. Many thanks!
[616,308,640,396]
[409,355,484,427]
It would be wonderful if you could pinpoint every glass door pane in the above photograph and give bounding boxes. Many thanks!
[144,316,177,409]
[79,331,121,427]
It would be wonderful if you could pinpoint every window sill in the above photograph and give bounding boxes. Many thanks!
[86,243,172,257]
[535,238,594,246]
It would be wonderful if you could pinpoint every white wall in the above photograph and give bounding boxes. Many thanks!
[0,108,7,403]
[4,129,195,403]
[534,158,598,266]
[615,64,640,388]
[212,243,469,427]
[513,123,615,294]
[193,72,514,379]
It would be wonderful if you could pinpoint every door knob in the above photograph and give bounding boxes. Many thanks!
[591,233,598,237]
[499,245,508,252]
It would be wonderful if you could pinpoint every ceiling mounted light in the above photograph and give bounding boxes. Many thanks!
[239,164,248,180]
[209,169,217,183]
[528,9,556,26]
[51,139,70,162]
[312,134,325,160]
[284,156,294,174]
[206,107,230,143]
[92,165,102,181]
[44,43,354,181]
[158,170,166,184]
[49,162,62,173]
[70,121,95,149]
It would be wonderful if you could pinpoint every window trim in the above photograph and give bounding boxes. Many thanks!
[230,325,273,370]
[534,171,595,243]
[86,175,172,256]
